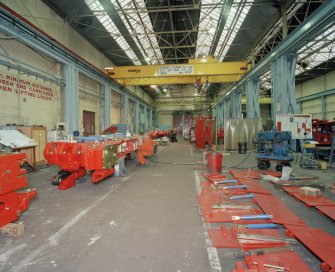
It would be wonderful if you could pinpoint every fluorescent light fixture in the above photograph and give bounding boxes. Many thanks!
[163,88,167,92]
[194,93,198,96]
[105,67,114,70]
[150,84,157,88]
[144,56,151,62]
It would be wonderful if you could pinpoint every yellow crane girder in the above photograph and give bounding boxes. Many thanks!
[106,57,249,86]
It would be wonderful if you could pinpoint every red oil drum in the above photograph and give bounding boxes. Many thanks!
[207,152,222,173]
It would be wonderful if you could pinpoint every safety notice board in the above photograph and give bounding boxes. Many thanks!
[276,114,312,139]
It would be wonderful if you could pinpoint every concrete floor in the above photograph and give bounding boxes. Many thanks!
[1,139,334,272]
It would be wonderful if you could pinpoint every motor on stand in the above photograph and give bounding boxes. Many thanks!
[253,131,294,171]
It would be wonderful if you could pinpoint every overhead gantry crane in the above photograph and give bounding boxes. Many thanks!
[105,56,250,86]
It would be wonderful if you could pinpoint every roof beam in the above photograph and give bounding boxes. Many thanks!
[244,0,297,60]
[216,0,335,105]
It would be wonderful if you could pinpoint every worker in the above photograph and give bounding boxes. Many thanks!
[137,133,154,165]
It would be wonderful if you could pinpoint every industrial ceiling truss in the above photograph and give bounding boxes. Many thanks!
[41,0,335,99]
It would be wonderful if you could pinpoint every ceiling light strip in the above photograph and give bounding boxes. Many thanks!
[215,0,253,61]
[195,0,222,58]
[85,0,141,65]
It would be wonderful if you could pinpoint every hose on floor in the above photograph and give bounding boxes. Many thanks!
[223,150,257,169]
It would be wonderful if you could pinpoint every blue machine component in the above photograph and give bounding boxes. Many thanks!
[254,131,294,171]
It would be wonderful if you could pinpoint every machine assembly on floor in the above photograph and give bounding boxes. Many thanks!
[253,131,294,171]
[44,137,138,190]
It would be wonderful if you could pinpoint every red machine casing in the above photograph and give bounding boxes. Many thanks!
[312,119,335,145]
[0,152,37,228]
[149,130,170,139]
[44,138,138,190]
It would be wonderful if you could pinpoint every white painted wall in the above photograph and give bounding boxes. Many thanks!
[0,38,62,130]
[326,94,335,120]
[0,68,61,129]
[296,71,335,120]
[158,113,173,130]
[0,0,153,129]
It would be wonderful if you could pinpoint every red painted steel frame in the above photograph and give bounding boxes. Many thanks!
[0,153,37,228]
[195,116,206,149]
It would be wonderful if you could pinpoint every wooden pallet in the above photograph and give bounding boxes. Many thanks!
[0,223,24,236]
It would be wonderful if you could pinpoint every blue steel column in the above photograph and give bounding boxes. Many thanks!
[101,84,111,130]
[246,78,260,118]
[122,94,128,124]
[64,64,79,133]
[231,91,242,119]
[149,109,153,130]
[135,101,140,133]
[216,103,224,129]
[224,99,231,119]
[144,106,148,131]
[271,53,299,121]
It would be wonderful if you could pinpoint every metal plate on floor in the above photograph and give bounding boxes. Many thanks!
[254,194,306,226]
[284,224,335,271]
[245,251,313,272]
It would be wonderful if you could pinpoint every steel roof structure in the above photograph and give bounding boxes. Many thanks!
[42,0,333,99]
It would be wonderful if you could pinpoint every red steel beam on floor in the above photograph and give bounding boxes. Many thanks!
[285,224,335,272]
[282,187,335,207]
[245,251,313,272]
[237,178,272,195]
[254,194,305,226]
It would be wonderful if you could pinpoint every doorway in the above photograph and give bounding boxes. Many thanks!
[83,110,95,136]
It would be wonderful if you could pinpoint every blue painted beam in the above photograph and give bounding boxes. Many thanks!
[216,0,335,105]
[63,64,79,133]
[296,88,335,102]
[0,4,153,110]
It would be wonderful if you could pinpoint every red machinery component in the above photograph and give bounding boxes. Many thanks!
[148,130,170,139]
[312,119,335,145]
[44,138,138,190]
[0,152,37,228]
[192,115,216,148]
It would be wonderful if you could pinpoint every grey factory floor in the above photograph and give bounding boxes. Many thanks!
[1,139,334,272]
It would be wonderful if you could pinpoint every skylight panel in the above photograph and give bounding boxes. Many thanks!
[85,0,141,65]
[296,25,335,74]
[195,0,223,58]
[215,0,253,61]
[111,0,164,64]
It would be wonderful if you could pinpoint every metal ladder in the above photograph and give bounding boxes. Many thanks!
[329,136,335,166]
